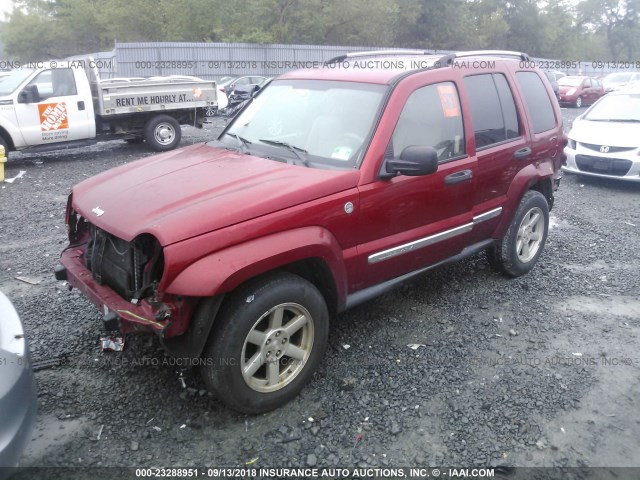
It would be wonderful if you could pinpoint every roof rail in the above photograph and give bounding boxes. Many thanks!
[326,49,435,64]
[436,50,530,67]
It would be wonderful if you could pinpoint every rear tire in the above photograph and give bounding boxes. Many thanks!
[144,115,181,151]
[200,272,329,414]
[575,96,583,108]
[487,190,549,278]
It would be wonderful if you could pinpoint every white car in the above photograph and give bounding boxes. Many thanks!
[563,89,640,181]
[0,291,37,476]
[602,71,640,93]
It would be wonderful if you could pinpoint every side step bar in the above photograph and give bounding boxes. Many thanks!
[344,239,496,311]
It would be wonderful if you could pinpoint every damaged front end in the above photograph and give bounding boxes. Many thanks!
[55,200,193,339]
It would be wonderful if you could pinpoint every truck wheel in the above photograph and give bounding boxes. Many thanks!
[144,115,181,151]
[200,272,329,414]
[487,190,549,278]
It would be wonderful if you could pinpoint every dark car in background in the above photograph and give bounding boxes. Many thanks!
[558,76,605,107]
[544,71,564,101]
[220,75,269,95]
[0,291,37,477]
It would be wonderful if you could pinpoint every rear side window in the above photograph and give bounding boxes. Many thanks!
[463,73,520,149]
[516,71,556,134]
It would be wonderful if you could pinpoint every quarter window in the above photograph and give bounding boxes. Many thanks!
[463,73,521,149]
[516,71,556,134]
[390,82,465,162]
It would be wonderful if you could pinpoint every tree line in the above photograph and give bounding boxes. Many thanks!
[2,0,640,62]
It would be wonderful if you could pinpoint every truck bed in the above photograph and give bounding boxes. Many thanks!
[95,78,218,117]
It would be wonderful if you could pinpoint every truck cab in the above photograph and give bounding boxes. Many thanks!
[0,64,95,150]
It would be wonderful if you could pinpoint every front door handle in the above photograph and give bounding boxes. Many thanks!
[514,147,532,160]
[444,169,473,185]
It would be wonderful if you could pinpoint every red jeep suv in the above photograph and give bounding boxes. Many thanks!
[55,51,564,413]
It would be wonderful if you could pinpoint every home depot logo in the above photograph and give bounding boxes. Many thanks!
[38,102,69,131]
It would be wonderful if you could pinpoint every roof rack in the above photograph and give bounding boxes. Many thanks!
[326,49,436,64]
[436,50,530,66]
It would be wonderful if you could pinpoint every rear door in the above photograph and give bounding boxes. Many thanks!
[14,68,93,146]
[582,78,594,104]
[514,70,561,168]
[461,72,530,241]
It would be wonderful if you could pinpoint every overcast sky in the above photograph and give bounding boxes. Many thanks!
[0,0,14,21]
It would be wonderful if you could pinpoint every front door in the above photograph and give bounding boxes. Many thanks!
[14,68,92,146]
[353,80,476,290]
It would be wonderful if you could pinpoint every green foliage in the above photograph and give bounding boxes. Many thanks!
[0,0,636,62]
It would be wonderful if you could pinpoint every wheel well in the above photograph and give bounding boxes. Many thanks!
[529,178,554,210]
[280,258,339,318]
[0,127,14,151]
[217,258,339,319]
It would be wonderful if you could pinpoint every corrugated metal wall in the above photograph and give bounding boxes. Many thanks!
[112,42,449,79]
[89,42,623,80]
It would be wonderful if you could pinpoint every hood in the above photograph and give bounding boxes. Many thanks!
[72,143,360,245]
[559,85,579,94]
[569,117,640,148]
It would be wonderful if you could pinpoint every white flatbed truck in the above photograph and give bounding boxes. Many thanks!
[0,62,218,154]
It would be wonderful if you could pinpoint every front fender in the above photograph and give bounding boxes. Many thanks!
[164,226,348,305]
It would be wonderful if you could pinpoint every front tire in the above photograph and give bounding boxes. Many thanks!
[487,190,549,278]
[144,115,181,151]
[200,273,329,414]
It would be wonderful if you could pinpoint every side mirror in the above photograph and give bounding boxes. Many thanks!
[18,85,40,104]
[381,145,439,179]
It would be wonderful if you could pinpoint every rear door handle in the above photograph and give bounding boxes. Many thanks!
[444,169,473,185]
[514,147,532,160]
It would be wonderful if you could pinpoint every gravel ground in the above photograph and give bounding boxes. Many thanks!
[1,109,639,479]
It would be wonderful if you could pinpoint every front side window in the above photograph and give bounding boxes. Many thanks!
[219,79,386,169]
[26,68,77,100]
[390,82,465,162]
[463,73,521,149]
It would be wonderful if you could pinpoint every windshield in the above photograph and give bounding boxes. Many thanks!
[558,77,583,87]
[584,93,640,121]
[217,79,387,169]
[0,69,35,96]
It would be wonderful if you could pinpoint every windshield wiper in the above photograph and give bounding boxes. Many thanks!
[259,139,309,167]
[225,132,252,151]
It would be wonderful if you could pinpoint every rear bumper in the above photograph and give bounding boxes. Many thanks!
[56,248,171,335]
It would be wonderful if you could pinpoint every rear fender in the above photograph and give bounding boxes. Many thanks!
[165,226,348,307]
[493,162,554,239]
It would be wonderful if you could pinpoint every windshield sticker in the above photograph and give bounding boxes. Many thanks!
[331,146,352,160]
[436,85,461,117]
